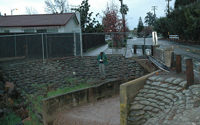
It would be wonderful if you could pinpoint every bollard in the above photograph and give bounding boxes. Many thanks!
[186,59,194,89]
[176,55,182,74]
[171,52,175,68]
[134,45,137,54]
[142,45,145,55]
[151,45,154,56]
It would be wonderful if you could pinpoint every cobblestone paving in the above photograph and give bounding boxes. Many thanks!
[128,75,200,125]
[0,56,147,96]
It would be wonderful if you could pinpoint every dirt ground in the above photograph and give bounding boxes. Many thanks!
[53,94,120,125]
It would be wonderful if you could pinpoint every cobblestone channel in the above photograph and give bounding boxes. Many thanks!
[128,75,200,125]
[1,56,148,96]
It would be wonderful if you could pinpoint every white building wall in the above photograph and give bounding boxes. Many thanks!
[2,27,23,33]
[0,15,80,33]
[63,17,80,32]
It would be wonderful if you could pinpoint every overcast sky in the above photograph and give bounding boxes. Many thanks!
[0,0,175,30]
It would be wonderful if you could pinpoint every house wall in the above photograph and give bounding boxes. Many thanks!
[0,27,24,33]
[63,17,80,32]
[0,15,80,33]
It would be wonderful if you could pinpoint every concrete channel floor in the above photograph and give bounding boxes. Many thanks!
[53,94,120,125]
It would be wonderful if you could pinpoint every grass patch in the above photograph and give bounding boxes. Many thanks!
[0,112,21,125]
[47,82,92,97]
[19,78,95,124]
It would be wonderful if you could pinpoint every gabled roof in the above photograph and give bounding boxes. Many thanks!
[0,13,79,27]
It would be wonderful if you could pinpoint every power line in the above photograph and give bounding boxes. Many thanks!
[157,0,162,6]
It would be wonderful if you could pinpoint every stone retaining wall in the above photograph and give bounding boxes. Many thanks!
[127,75,200,125]
[0,55,149,124]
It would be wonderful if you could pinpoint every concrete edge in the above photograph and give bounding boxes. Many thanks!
[120,70,160,125]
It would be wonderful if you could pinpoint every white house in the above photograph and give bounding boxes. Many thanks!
[0,12,80,33]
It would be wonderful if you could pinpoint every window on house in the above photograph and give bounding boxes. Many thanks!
[4,30,10,33]
[37,29,47,33]
[47,29,58,33]
[24,29,35,33]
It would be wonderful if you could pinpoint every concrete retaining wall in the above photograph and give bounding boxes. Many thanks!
[154,47,174,67]
[42,79,124,125]
[120,70,160,125]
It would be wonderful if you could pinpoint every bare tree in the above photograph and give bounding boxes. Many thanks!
[44,0,67,14]
[25,6,38,14]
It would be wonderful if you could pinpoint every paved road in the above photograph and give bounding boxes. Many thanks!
[128,37,200,61]
[83,37,200,61]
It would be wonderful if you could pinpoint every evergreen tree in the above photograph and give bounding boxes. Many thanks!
[144,11,155,26]
[137,17,144,36]
[175,0,198,8]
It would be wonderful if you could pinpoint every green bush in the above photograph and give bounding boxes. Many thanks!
[0,112,21,125]
[154,1,200,41]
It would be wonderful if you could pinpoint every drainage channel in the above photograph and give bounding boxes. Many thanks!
[147,56,171,72]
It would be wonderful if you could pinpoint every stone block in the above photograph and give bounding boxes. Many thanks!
[155,77,166,82]
[143,106,153,111]
[152,108,160,113]
[168,90,178,94]
[160,83,170,88]
[148,90,158,94]
[172,78,184,85]
[130,104,145,110]
[145,94,156,98]
[155,96,165,101]
[129,110,145,117]
[179,81,187,88]
[165,94,174,100]
[164,77,176,83]
[151,82,161,86]
[148,76,159,81]
[162,98,171,104]
[150,103,159,108]
[139,100,151,105]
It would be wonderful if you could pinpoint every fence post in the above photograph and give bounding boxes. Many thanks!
[142,45,145,55]
[41,34,45,62]
[134,45,137,54]
[112,33,113,54]
[143,32,146,55]
[171,52,175,68]
[80,31,83,57]
[74,32,76,56]
[45,34,48,59]
[176,55,182,74]
[186,59,194,89]
[14,33,17,57]
[151,45,153,56]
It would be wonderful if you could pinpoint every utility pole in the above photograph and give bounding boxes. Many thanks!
[152,6,157,25]
[166,0,172,15]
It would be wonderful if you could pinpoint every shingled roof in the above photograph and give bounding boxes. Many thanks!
[0,13,79,27]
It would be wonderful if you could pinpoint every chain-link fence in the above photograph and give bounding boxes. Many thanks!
[0,32,82,61]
